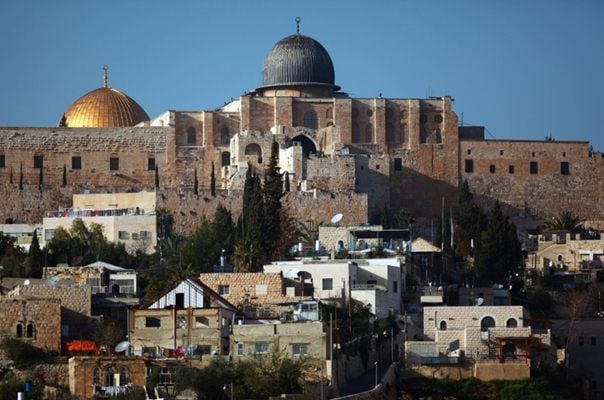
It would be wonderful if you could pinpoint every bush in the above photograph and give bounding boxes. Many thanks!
[0,337,47,369]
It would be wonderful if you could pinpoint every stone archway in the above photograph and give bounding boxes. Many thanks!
[292,135,317,157]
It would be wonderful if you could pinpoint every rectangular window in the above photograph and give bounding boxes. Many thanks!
[71,156,82,170]
[467,149,472,155]
[218,285,230,295]
[561,161,570,175]
[489,165,495,174]
[292,343,309,357]
[34,155,43,169]
[591,336,597,346]
[175,293,185,308]
[322,278,333,290]
[148,157,156,171]
[464,159,474,173]
[145,317,161,328]
[393,281,398,293]
[394,158,402,171]
[255,284,268,296]
[44,229,56,241]
[140,230,151,239]
[0,155,5,168]
[110,157,119,171]
[509,165,515,174]
[118,231,130,240]
[254,342,270,354]
[237,343,244,356]
[131,232,139,240]
[530,161,538,174]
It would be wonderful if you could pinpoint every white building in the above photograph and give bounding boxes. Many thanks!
[42,191,156,254]
[264,258,402,318]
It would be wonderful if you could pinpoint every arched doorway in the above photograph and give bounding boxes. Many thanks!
[244,143,263,164]
[292,135,317,157]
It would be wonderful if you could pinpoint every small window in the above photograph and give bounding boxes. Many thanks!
[131,233,139,240]
[506,318,518,328]
[34,155,43,169]
[110,157,119,171]
[481,316,495,332]
[467,149,471,155]
[591,336,597,346]
[148,158,156,171]
[237,343,244,356]
[71,156,81,170]
[118,231,130,240]
[393,281,398,293]
[145,317,161,328]
[254,342,270,354]
[0,155,6,168]
[375,164,380,170]
[394,158,402,171]
[195,316,209,327]
[562,152,566,157]
[499,150,504,156]
[489,165,495,174]
[532,152,536,157]
[509,165,514,174]
[16,324,23,338]
[322,278,333,290]
[561,161,570,175]
[187,127,196,145]
[44,229,56,241]
[218,285,230,295]
[439,321,447,330]
[465,159,474,173]
[175,293,185,308]
[292,343,309,357]
[93,367,101,384]
[530,161,538,174]
[140,231,151,239]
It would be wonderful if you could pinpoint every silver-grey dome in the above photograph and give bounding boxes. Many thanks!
[260,34,340,90]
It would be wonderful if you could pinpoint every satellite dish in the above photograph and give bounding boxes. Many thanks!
[23,280,30,286]
[114,341,130,353]
[46,276,60,286]
[474,298,484,306]
[284,268,301,279]
[331,213,343,224]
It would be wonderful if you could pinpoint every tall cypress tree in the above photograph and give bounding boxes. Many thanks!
[38,166,43,189]
[235,163,265,272]
[284,171,290,192]
[28,231,43,278]
[193,169,199,195]
[155,165,159,188]
[263,141,283,259]
[62,164,67,187]
[210,162,216,197]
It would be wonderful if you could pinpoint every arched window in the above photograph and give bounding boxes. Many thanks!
[439,321,447,331]
[104,366,115,387]
[16,323,23,338]
[506,318,518,328]
[244,143,263,164]
[186,127,196,145]
[26,323,34,338]
[220,127,230,145]
[303,110,318,130]
[386,123,396,144]
[365,124,373,143]
[119,367,128,386]
[221,151,231,167]
[481,316,496,332]
[291,135,317,157]
[93,367,101,385]
[325,108,332,119]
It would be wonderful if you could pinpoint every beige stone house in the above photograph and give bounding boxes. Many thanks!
[405,306,554,381]
[528,231,604,274]
[129,278,240,358]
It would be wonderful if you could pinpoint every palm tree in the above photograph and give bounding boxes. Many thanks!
[541,211,583,232]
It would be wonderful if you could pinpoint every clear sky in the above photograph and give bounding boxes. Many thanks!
[1,1,603,149]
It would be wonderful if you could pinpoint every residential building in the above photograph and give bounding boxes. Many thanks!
[528,231,604,274]
[0,223,42,251]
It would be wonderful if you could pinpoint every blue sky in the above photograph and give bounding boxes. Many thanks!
[1,1,603,149]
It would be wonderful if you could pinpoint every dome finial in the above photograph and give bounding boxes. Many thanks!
[103,65,109,88]
[295,17,301,34]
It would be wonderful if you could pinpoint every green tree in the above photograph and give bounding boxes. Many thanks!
[542,210,583,232]
[454,180,486,259]
[180,217,216,274]
[212,204,235,258]
[474,202,522,284]
[27,230,43,278]
[235,164,265,271]
[210,161,216,196]
[263,141,283,259]
[284,171,290,192]
[193,168,198,195]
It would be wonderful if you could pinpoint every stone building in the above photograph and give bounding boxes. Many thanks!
[1,26,604,233]
[0,297,61,353]
[405,305,554,381]
[528,231,604,274]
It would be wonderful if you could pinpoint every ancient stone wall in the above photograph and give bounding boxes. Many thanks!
[0,297,61,353]
[68,356,146,398]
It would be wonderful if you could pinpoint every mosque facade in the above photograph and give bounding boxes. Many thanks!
[1,28,604,232]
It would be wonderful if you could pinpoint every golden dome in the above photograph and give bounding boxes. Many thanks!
[59,66,149,128]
